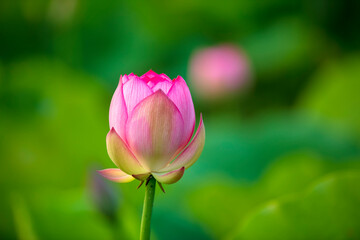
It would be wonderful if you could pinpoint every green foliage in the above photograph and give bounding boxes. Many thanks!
[243,19,324,79]
[299,55,360,137]
[235,171,360,240]
[187,153,360,239]
[192,113,360,182]
[0,58,109,189]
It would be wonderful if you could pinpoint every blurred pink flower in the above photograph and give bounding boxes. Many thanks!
[189,44,251,98]
[98,70,205,184]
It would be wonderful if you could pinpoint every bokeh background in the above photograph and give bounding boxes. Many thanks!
[1,0,360,239]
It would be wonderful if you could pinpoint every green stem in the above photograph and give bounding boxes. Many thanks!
[140,177,156,240]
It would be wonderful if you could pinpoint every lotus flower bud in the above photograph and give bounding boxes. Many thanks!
[98,70,205,185]
[88,169,119,223]
[189,44,251,99]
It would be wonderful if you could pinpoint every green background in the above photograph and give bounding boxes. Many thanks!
[1,0,360,239]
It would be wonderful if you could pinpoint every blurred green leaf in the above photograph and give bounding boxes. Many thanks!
[187,152,360,239]
[11,193,38,240]
[0,57,110,189]
[29,189,113,240]
[234,171,360,240]
[299,55,360,138]
[188,113,360,183]
[0,58,117,239]
[243,19,324,78]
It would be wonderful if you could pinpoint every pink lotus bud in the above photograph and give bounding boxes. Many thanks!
[98,70,205,185]
[189,44,251,99]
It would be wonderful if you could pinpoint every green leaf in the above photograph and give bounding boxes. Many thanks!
[234,171,360,240]
[187,152,360,239]
[299,55,360,138]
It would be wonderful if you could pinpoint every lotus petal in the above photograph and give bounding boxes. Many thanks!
[107,128,148,174]
[132,173,151,181]
[109,76,128,140]
[152,81,173,94]
[159,73,172,81]
[161,114,205,172]
[126,90,185,171]
[152,167,185,184]
[167,76,196,143]
[97,168,135,183]
[123,76,153,115]
[142,69,157,79]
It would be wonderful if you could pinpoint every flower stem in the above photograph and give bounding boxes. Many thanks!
[140,176,156,240]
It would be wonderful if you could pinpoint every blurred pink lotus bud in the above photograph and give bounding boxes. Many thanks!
[98,70,205,185]
[189,44,251,99]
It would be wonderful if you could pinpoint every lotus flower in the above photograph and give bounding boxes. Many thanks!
[189,44,251,99]
[98,70,205,185]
